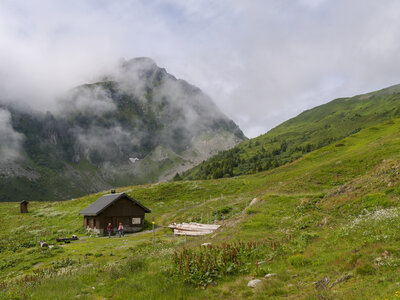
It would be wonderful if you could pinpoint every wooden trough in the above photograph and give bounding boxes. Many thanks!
[56,235,79,243]
[168,222,221,236]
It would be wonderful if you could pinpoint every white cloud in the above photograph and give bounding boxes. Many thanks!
[1,0,400,137]
[0,109,24,161]
[58,85,116,116]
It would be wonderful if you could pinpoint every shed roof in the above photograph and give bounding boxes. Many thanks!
[79,192,151,216]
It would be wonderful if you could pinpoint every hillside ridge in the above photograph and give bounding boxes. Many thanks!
[181,82,400,180]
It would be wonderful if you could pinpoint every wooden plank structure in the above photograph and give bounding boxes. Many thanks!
[168,222,220,236]
[56,236,79,243]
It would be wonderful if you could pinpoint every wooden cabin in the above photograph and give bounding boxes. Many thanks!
[20,200,29,213]
[79,192,151,235]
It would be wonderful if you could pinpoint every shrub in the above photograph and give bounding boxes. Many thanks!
[109,257,146,280]
[360,193,393,210]
[124,257,145,273]
[171,241,268,286]
[356,263,376,275]
[52,258,77,269]
[288,255,311,267]
[246,208,259,215]
[300,232,319,245]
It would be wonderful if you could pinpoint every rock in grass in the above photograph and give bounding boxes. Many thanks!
[39,241,48,248]
[249,198,258,207]
[248,279,262,288]
[318,217,328,227]
[264,273,277,278]
[330,274,352,288]
[201,243,212,246]
[313,277,330,290]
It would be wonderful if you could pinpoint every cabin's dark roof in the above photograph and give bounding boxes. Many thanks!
[79,192,151,216]
[20,200,28,204]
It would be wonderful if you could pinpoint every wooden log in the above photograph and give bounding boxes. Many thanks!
[169,222,220,231]
[56,236,79,242]
[173,229,214,236]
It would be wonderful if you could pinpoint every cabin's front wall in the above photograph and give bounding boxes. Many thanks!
[20,203,28,213]
[100,196,145,233]
[83,196,147,235]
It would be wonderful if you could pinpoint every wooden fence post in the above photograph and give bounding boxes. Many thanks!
[152,217,155,248]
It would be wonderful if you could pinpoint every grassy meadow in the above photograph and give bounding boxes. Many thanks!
[1,117,400,299]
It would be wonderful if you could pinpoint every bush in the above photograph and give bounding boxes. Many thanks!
[246,208,259,215]
[300,232,319,245]
[288,255,311,267]
[359,193,393,210]
[124,257,145,273]
[52,258,77,269]
[171,241,267,286]
[356,263,376,275]
[109,257,146,279]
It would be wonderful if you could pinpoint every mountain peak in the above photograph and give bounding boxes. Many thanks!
[122,57,158,72]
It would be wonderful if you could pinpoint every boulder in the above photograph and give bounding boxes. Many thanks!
[39,241,48,248]
[264,273,277,278]
[313,277,330,290]
[319,217,328,227]
[249,198,258,207]
[247,279,262,288]
[330,274,352,288]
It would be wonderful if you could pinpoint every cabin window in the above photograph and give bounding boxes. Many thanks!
[132,217,141,225]
[93,218,96,228]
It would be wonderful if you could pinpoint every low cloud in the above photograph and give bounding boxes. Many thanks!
[0,109,24,161]
[73,124,141,164]
[57,85,116,116]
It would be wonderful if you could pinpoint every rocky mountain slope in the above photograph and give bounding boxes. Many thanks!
[0,57,245,201]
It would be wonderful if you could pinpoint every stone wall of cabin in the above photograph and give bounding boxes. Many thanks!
[84,216,102,234]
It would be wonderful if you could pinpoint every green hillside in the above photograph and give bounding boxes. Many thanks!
[1,116,400,299]
[181,83,400,180]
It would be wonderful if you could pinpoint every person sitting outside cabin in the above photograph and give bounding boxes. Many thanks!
[107,223,112,238]
[118,222,124,237]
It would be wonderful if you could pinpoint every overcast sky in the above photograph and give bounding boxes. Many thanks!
[1,0,400,138]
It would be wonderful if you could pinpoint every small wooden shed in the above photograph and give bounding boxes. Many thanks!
[20,200,29,213]
[79,192,151,235]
